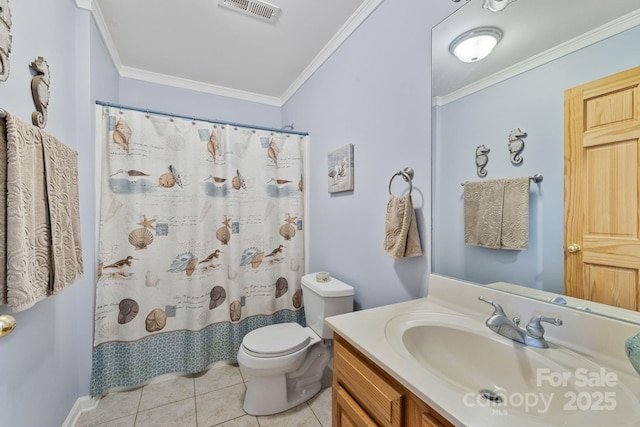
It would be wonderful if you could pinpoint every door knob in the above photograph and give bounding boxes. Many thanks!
[567,243,581,253]
[0,314,16,337]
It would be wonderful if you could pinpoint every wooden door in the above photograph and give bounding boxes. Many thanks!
[565,66,640,310]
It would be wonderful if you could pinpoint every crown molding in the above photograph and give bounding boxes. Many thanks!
[75,0,92,11]
[434,8,640,106]
[119,66,283,107]
[280,0,384,104]
[87,1,123,70]
[83,0,383,107]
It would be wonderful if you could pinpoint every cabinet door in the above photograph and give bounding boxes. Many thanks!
[332,334,455,427]
[334,337,403,426]
[421,412,448,427]
[405,393,454,427]
[333,385,378,427]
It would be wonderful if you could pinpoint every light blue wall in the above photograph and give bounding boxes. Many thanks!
[281,0,459,309]
[118,78,282,129]
[0,2,103,426]
[432,26,640,294]
[80,5,121,398]
[91,18,120,104]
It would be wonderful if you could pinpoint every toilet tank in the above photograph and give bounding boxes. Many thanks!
[301,273,354,339]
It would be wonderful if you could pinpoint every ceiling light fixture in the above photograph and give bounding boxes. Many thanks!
[449,27,503,63]
[483,0,517,13]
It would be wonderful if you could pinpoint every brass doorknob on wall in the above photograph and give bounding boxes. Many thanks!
[0,314,16,337]
[567,244,581,253]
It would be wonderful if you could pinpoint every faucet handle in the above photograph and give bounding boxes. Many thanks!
[539,316,563,326]
[478,296,507,316]
[526,315,563,338]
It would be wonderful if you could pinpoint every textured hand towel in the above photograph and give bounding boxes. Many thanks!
[0,118,6,305]
[464,179,505,249]
[384,194,422,259]
[1,112,83,312]
[41,128,84,293]
[464,177,530,250]
[2,113,51,311]
[501,176,530,250]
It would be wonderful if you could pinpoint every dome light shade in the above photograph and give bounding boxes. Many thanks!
[483,0,517,13]
[449,27,503,63]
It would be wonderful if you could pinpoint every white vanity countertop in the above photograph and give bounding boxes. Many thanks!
[325,274,640,427]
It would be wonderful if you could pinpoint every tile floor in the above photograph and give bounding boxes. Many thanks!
[76,363,332,427]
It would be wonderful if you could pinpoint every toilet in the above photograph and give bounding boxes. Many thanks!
[237,272,354,416]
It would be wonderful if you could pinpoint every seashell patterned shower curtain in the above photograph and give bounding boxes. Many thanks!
[90,107,307,396]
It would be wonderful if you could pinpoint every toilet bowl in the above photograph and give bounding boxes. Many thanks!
[237,273,354,416]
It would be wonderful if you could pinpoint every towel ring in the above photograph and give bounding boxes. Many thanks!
[388,167,414,196]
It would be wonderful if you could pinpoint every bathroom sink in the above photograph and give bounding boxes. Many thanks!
[385,312,638,420]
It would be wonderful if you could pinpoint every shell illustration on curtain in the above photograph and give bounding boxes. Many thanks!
[91,107,307,396]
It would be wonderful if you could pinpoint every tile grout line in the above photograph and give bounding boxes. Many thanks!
[134,385,143,426]
[192,375,199,427]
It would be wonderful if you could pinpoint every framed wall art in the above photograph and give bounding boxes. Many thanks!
[328,144,354,193]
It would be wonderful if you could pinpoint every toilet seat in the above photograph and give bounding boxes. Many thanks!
[242,323,312,358]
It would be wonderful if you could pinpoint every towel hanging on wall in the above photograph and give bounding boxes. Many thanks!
[463,176,530,250]
[0,111,83,312]
[384,193,422,259]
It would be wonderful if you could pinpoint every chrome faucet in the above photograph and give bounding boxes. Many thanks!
[478,296,562,348]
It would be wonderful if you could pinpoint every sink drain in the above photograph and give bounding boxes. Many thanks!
[479,389,504,404]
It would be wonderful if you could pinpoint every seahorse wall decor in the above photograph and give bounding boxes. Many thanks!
[0,0,12,82]
[30,56,50,128]
[475,144,490,177]
[508,128,527,165]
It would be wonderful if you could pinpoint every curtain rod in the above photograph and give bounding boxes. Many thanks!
[95,101,309,136]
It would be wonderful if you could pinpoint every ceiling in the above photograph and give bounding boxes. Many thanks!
[92,0,379,106]
[433,0,640,104]
[88,0,640,108]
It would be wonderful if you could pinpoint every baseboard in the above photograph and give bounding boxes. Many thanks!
[62,396,100,427]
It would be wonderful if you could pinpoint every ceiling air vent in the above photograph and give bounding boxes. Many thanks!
[218,0,281,23]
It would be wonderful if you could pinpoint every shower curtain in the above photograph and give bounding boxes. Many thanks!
[91,107,307,397]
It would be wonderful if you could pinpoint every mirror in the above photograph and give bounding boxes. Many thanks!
[431,0,640,323]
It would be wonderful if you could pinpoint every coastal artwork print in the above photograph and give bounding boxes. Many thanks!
[327,144,354,193]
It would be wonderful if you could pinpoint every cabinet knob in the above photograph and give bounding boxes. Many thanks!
[567,243,581,253]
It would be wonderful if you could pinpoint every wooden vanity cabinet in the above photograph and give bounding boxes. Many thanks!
[332,334,454,427]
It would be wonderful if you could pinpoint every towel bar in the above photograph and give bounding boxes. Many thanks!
[461,174,543,186]
[389,167,414,196]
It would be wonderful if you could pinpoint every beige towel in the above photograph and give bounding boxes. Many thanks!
[0,118,6,305]
[464,179,504,249]
[384,194,422,259]
[464,177,530,250]
[41,128,84,293]
[1,112,83,312]
[501,177,530,250]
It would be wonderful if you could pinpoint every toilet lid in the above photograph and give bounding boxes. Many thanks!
[242,323,311,358]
